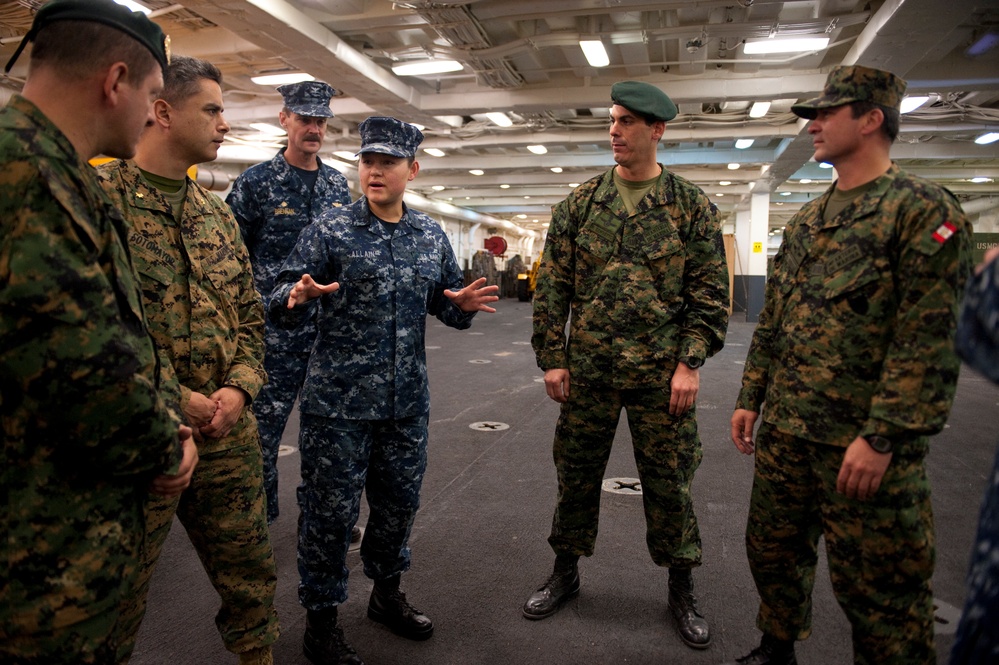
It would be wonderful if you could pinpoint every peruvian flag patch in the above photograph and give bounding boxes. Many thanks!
[932,221,957,244]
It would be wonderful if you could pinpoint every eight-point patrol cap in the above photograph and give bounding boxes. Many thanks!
[356,116,424,158]
[791,65,907,119]
[611,80,678,122]
[278,81,336,118]
[4,0,170,74]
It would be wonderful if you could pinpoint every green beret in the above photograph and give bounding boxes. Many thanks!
[611,81,678,122]
[5,0,170,74]
[792,65,906,119]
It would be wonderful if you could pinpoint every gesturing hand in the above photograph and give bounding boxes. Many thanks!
[443,277,500,313]
[288,273,340,308]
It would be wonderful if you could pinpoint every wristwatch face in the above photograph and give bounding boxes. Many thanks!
[682,357,703,370]
[866,435,893,454]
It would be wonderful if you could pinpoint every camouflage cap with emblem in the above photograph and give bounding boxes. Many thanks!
[791,65,906,119]
[356,116,424,158]
[4,0,170,74]
[278,81,337,118]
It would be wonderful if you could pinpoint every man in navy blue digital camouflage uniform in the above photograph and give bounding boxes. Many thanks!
[269,116,500,665]
[226,81,351,523]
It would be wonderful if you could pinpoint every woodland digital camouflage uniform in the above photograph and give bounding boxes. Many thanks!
[736,163,973,665]
[226,149,350,522]
[1,95,183,664]
[269,194,475,608]
[532,166,729,563]
[97,159,278,661]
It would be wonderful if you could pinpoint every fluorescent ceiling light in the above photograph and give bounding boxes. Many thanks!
[799,178,812,184]
[749,101,771,118]
[500,184,510,189]
[719,181,732,186]
[727,163,741,170]
[550,167,563,173]
[818,162,833,168]
[744,37,830,54]
[391,60,463,77]
[469,169,485,175]
[900,96,930,114]
[114,0,150,14]
[485,112,512,127]
[579,39,610,67]
[966,31,999,57]
[252,72,315,85]
[569,183,580,188]
[423,148,445,157]
[970,177,992,183]
[735,139,755,149]
[431,185,446,191]
[974,132,999,145]
[779,191,792,196]
[527,145,548,155]
[333,151,358,161]
[249,122,286,136]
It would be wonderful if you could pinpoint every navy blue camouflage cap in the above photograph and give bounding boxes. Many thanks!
[5,0,170,73]
[611,80,678,122]
[356,116,424,158]
[278,81,336,118]
[792,65,906,119]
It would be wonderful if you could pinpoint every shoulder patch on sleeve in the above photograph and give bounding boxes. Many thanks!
[932,220,957,244]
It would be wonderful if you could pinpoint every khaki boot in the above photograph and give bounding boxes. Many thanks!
[238,646,273,665]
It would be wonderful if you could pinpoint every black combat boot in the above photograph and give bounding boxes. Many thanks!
[667,567,711,649]
[367,575,434,640]
[522,554,580,620]
[303,608,364,665]
[722,633,798,665]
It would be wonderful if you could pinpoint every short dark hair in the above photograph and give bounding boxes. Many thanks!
[850,100,900,143]
[161,55,223,105]
[30,20,158,84]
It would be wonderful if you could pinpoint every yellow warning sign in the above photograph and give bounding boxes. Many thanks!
[752,242,763,253]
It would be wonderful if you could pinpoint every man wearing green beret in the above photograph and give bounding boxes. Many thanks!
[727,65,973,665]
[525,80,730,652]
[0,1,198,663]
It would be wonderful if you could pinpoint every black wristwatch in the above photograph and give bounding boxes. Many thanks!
[864,435,893,454]
[681,356,703,370]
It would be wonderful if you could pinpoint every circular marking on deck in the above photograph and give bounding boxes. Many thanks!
[278,445,297,457]
[469,359,492,364]
[469,421,510,432]
[348,526,364,553]
[933,597,961,635]
[602,477,643,495]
